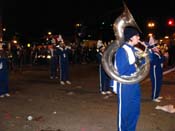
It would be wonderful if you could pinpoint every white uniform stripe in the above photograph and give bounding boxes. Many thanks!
[118,83,122,131]
[123,45,136,64]
[153,65,157,98]
[111,56,118,94]
[99,64,102,91]
[59,56,62,81]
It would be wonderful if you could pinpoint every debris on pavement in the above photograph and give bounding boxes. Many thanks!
[155,104,175,113]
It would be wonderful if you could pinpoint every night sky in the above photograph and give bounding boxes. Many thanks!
[2,0,175,41]
[3,0,121,35]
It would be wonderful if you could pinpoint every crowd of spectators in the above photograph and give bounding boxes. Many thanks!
[2,37,175,73]
[5,41,99,72]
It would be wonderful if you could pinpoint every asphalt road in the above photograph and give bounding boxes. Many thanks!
[0,64,175,131]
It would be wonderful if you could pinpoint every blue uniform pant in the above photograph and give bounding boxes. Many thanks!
[60,63,69,81]
[99,65,110,92]
[0,71,9,95]
[117,83,140,131]
[50,57,58,78]
[150,66,163,99]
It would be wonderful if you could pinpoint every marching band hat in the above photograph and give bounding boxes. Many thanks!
[124,27,139,41]
[97,40,105,52]
[148,35,158,49]
[97,40,104,49]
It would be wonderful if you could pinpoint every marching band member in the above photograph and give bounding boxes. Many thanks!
[112,27,143,131]
[57,42,71,85]
[0,43,10,98]
[148,35,169,102]
[49,44,58,79]
[96,40,111,95]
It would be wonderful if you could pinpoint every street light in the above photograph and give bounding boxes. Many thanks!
[147,20,156,37]
[13,40,17,44]
[3,28,6,32]
[148,33,153,37]
[48,31,52,35]
[147,21,155,28]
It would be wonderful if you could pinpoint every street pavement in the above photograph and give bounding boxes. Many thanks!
[0,63,175,131]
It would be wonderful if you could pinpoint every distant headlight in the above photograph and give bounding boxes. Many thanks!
[8,55,13,58]
[47,55,51,59]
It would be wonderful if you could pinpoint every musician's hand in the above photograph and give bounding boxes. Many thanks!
[164,52,169,58]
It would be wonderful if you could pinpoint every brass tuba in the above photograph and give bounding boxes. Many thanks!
[101,3,150,84]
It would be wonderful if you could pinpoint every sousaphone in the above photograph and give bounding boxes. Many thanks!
[101,3,150,84]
